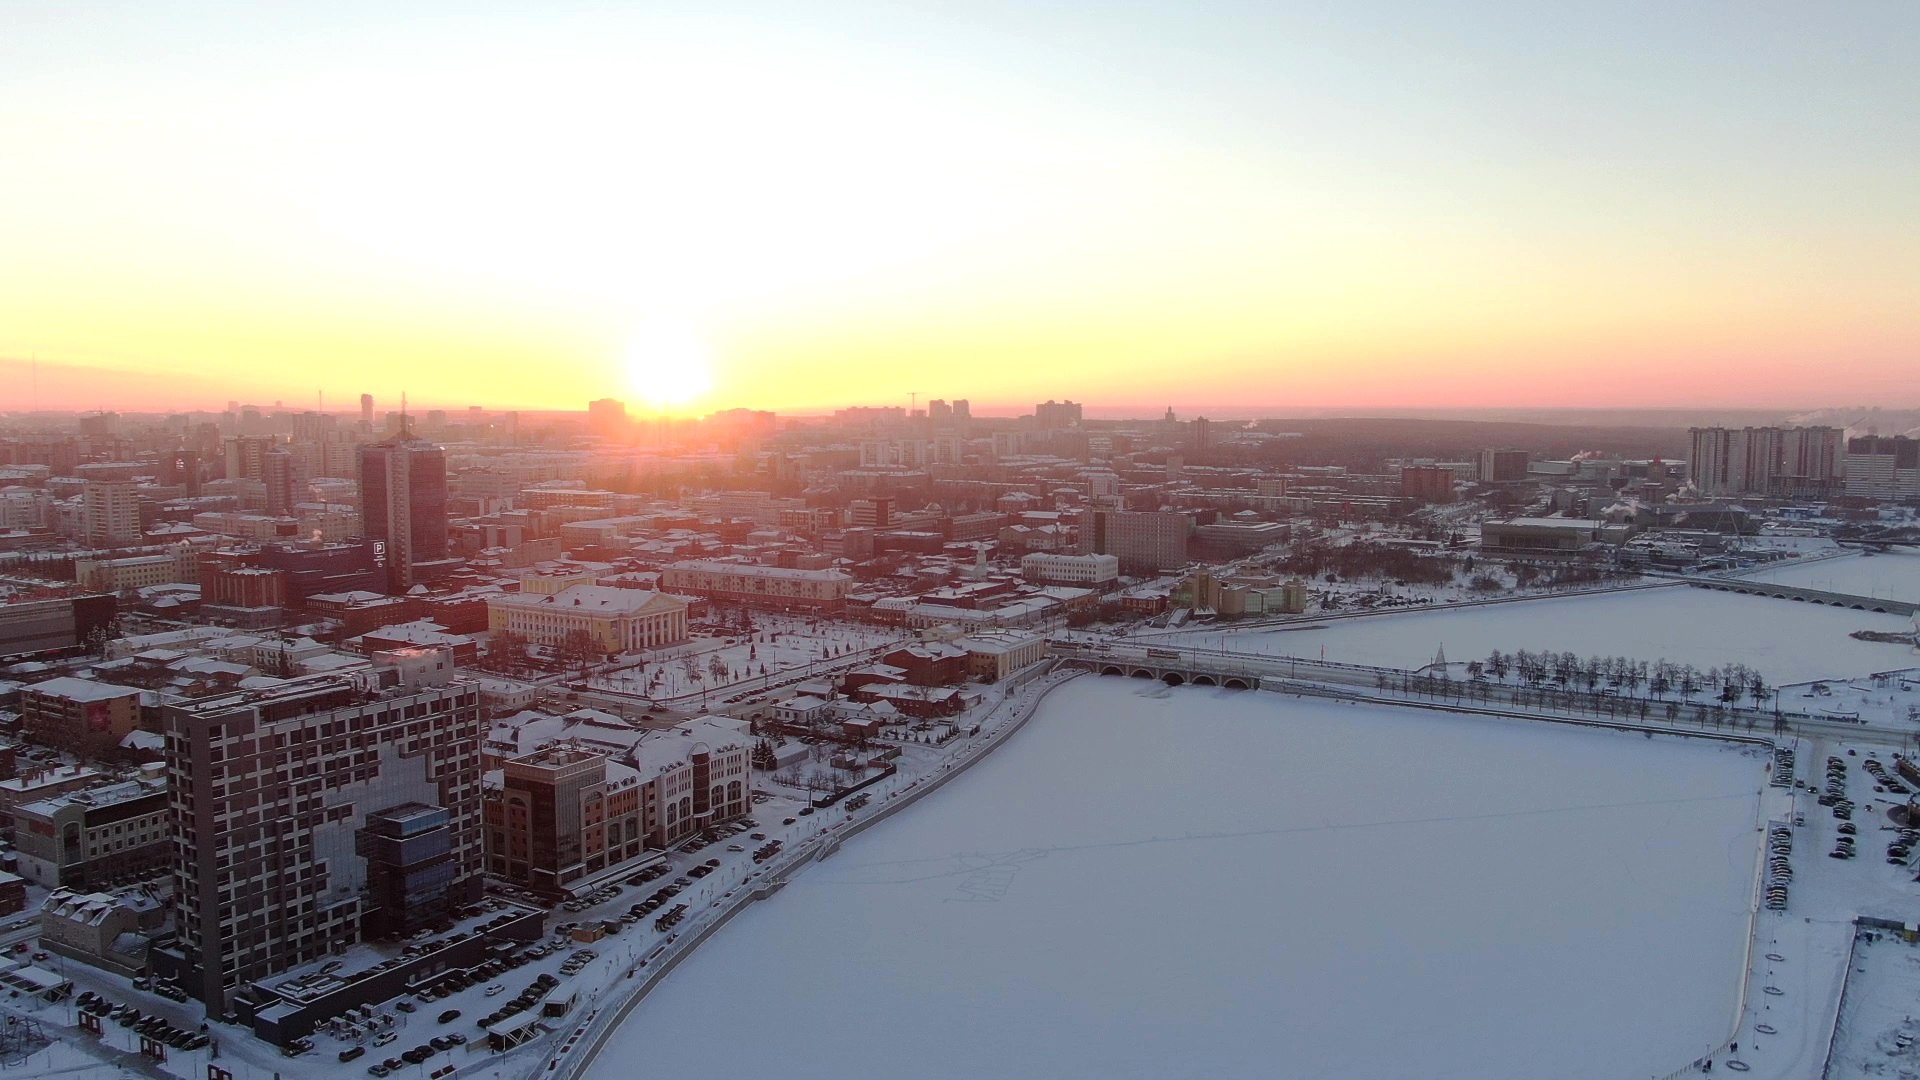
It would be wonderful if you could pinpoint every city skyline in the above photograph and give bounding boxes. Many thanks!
[5,4,1918,415]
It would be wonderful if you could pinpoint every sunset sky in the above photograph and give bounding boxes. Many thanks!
[3,2,1917,416]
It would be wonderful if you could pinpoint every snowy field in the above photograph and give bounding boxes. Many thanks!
[586,677,1764,1080]
[1736,550,1920,605]
[1173,586,1916,685]
[590,614,911,700]
[1825,930,1920,1079]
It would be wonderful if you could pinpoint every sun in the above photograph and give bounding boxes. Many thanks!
[624,319,714,411]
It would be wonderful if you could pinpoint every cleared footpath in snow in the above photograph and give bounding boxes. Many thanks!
[584,677,1765,1080]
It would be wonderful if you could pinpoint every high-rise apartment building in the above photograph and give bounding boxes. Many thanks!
[1690,426,1845,497]
[1191,417,1213,454]
[162,450,201,495]
[1845,436,1919,503]
[356,428,448,592]
[224,435,279,483]
[588,398,628,440]
[952,399,971,422]
[359,393,374,432]
[80,481,141,546]
[1034,400,1083,429]
[263,448,298,517]
[1079,509,1191,573]
[155,664,484,1010]
[1399,465,1457,504]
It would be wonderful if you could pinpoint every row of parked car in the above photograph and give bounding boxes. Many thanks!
[361,1032,467,1076]
[1864,757,1914,797]
[1765,825,1792,911]
[1770,746,1796,788]
[129,974,190,1002]
[562,883,625,913]
[76,992,210,1052]
[679,818,759,854]
[1886,826,1920,866]
[623,863,674,888]
[559,949,598,976]
[476,973,560,1030]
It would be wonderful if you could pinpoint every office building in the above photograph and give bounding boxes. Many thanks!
[1477,449,1531,484]
[484,744,646,894]
[359,393,374,432]
[0,595,118,658]
[12,777,169,890]
[630,716,752,849]
[1020,552,1121,588]
[356,803,461,939]
[162,450,201,495]
[660,561,854,612]
[155,664,484,1010]
[356,426,448,592]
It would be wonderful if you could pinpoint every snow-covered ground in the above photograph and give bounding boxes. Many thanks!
[1826,931,1920,1079]
[586,615,911,702]
[1736,549,1920,605]
[1171,586,1917,685]
[585,677,1764,1080]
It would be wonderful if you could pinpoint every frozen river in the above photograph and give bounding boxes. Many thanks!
[1174,585,1916,684]
[585,677,1763,1080]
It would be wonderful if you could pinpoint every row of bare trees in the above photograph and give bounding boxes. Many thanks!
[1467,649,1773,708]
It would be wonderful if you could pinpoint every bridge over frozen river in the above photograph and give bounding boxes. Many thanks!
[1688,577,1918,616]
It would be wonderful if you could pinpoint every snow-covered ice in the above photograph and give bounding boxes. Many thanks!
[1172,586,1916,685]
[585,677,1764,1080]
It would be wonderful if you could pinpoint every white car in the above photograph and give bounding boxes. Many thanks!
[485,984,505,997]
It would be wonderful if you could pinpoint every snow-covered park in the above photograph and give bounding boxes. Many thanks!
[1735,549,1920,606]
[1173,585,1917,686]
[585,677,1765,1080]
[587,614,911,701]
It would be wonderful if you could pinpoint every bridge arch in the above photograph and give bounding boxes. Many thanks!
[1100,665,1124,676]
[1130,669,1154,679]
[1191,675,1218,687]
[1223,678,1251,690]
[1161,672,1186,687]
